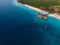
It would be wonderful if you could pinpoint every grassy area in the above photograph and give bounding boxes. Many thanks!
[17,0,60,13]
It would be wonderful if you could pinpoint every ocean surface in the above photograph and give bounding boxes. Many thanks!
[0,0,60,45]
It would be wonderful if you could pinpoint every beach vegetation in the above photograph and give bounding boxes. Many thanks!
[17,0,60,13]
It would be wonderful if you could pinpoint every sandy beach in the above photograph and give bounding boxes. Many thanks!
[24,4,60,19]
[49,13,60,19]
[15,0,60,20]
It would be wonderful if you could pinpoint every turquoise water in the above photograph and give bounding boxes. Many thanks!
[0,0,60,45]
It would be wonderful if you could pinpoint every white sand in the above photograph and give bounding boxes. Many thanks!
[15,0,60,19]
[49,13,60,19]
[24,4,49,14]
[24,4,60,19]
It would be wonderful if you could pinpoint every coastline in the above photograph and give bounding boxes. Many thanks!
[16,0,60,20]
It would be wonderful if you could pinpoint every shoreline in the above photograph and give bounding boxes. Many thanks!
[16,0,60,20]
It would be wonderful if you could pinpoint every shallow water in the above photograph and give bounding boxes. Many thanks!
[0,0,60,45]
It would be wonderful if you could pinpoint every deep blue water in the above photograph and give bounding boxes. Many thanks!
[0,0,60,45]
